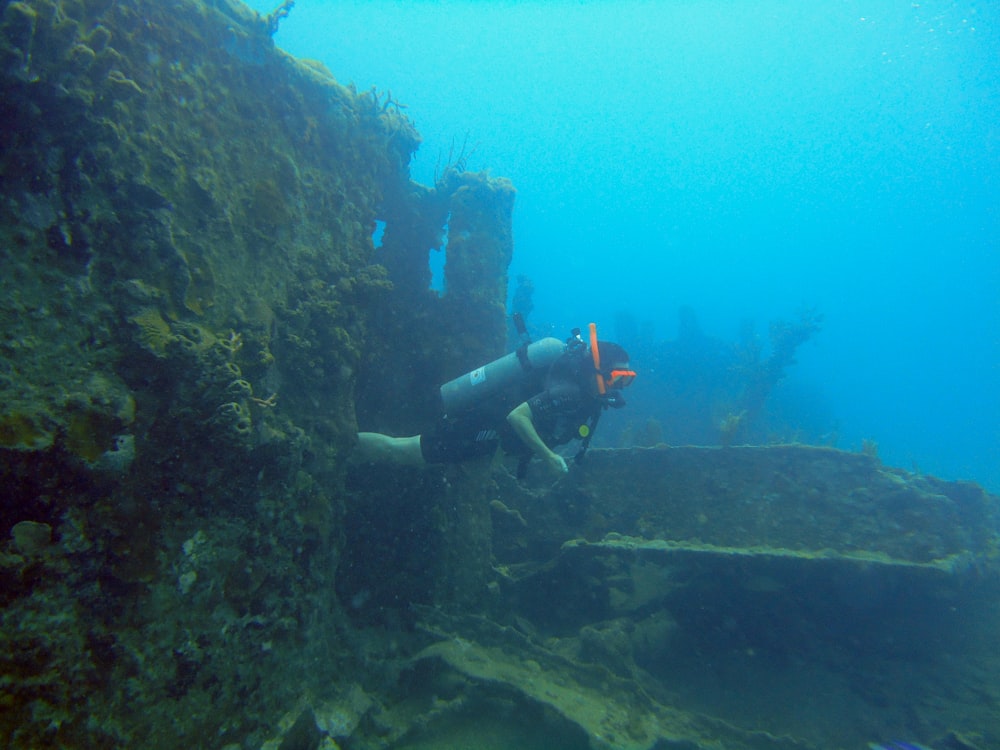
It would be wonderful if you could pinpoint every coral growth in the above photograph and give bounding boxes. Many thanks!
[0,0,424,745]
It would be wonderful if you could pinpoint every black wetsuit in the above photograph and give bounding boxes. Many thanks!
[420,349,600,465]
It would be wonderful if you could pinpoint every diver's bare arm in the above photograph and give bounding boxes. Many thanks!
[506,402,568,473]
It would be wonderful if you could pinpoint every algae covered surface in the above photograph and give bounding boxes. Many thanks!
[2,1,1000,749]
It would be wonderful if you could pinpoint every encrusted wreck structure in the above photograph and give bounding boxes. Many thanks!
[1,1,998,749]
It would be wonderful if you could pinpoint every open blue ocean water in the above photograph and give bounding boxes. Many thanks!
[245,0,999,491]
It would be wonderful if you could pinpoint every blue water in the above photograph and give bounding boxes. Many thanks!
[245,0,999,491]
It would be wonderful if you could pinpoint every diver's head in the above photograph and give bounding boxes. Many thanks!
[595,341,636,390]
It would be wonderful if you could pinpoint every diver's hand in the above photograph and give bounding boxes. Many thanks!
[508,403,569,476]
[545,452,569,474]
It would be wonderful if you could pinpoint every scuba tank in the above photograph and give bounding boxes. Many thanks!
[439,336,566,414]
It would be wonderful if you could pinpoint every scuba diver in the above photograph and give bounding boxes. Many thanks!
[354,322,636,477]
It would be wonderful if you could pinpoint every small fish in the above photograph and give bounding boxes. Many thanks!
[868,742,933,750]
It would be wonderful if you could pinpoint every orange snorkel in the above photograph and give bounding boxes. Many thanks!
[589,322,605,395]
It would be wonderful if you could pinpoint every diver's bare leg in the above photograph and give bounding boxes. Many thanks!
[355,433,425,467]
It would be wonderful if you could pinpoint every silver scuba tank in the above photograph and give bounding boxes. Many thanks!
[439,337,566,414]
